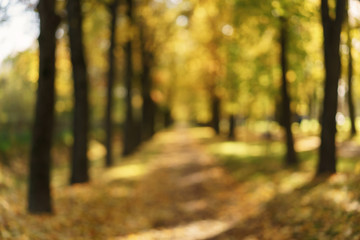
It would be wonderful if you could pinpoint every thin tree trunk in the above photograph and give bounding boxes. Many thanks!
[211,93,220,135]
[122,0,136,156]
[279,17,298,166]
[140,23,156,141]
[317,0,346,175]
[346,7,356,137]
[164,107,172,128]
[228,114,235,140]
[28,0,60,213]
[105,1,118,167]
[67,0,90,183]
[141,69,155,140]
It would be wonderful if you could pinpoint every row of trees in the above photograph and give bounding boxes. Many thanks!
[28,0,170,213]
[4,0,357,213]
[186,0,351,175]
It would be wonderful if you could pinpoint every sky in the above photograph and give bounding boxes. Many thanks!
[0,1,38,65]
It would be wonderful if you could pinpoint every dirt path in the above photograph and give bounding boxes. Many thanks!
[113,127,264,240]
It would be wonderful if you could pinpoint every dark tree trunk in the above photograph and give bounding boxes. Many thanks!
[279,17,298,166]
[28,0,60,214]
[211,94,220,135]
[346,9,356,137]
[317,0,346,175]
[141,66,156,140]
[67,0,90,183]
[228,114,235,140]
[164,107,173,128]
[105,1,119,167]
[122,0,137,156]
[140,23,156,141]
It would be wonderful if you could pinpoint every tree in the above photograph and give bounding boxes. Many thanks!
[122,0,138,156]
[228,114,236,140]
[317,0,346,175]
[67,0,90,183]
[139,20,156,141]
[28,0,60,213]
[210,88,221,134]
[104,0,119,167]
[279,17,298,166]
[345,1,356,137]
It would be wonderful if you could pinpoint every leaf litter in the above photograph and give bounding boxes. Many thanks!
[2,126,360,239]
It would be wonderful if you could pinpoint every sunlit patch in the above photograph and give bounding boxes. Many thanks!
[189,127,215,140]
[209,141,283,158]
[180,199,208,213]
[338,83,346,97]
[294,136,320,152]
[299,119,320,134]
[170,0,182,4]
[109,186,131,198]
[324,188,353,207]
[328,173,348,185]
[249,182,276,202]
[113,219,235,240]
[104,164,147,182]
[336,112,346,126]
[88,140,106,161]
[221,24,234,36]
[285,70,296,82]
[278,172,312,194]
[176,15,188,27]
[178,167,224,188]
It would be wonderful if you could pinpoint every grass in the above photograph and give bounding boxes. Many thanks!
[189,126,360,239]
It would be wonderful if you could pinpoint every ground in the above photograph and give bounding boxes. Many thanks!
[1,125,360,239]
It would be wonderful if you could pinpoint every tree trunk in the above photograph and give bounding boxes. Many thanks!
[211,93,220,135]
[28,0,60,213]
[141,69,156,140]
[346,7,356,137]
[140,23,156,141]
[164,107,173,128]
[105,1,118,167]
[228,114,235,140]
[279,17,298,166]
[122,0,137,156]
[67,0,90,183]
[317,0,346,175]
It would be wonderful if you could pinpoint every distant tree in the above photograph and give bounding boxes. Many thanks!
[208,41,221,135]
[317,0,346,175]
[279,17,298,166]
[67,0,90,183]
[122,0,138,156]
[139,20,156,141]
[345,1,356,137]
[228,114,235,140]
[28,0,60,213]
[104,0,119,166]
[210,90,221,135]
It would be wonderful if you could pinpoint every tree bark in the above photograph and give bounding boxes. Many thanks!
[164,107,173,128]
[140,22,156,141]
[105,1,119,167]
[279,17,298,166]
[317,0,346,175]
[228,114,235,140]
[122,0,137,156]
[346,7,356,137]
[28,0,60,213]
[67,0,90,183]
[211,93,220,135]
